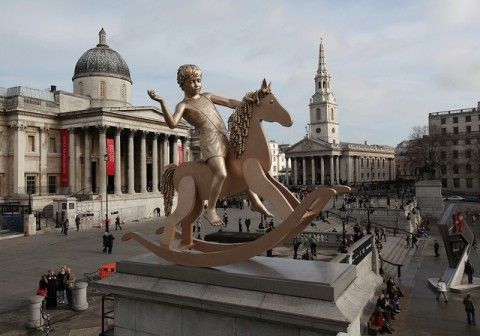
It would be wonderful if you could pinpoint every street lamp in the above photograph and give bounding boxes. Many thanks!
[104,154,109,232]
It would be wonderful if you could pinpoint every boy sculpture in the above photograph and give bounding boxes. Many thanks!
[148,64,240,226]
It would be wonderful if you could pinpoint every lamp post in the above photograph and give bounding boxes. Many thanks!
[104,154,109,232]
[340,203,347,242]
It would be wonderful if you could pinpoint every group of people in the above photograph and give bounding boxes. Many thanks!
[36,266,76,309]
[369,277,404,334]
[237,217,252,233]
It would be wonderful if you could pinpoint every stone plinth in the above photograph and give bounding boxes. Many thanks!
[72,282,89,311]
[415,180,444,219]
[96,254,382,336]
[26,295,44,329]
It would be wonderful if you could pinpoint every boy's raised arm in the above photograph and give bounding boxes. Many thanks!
[148,89,185,129]
[206,93,241,109]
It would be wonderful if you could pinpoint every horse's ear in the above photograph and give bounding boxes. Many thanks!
[261,78,268,91]
[267,81,271,90]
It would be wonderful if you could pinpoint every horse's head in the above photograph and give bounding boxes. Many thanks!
[255,79,293,127]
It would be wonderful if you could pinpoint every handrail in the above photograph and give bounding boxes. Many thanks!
[379,251,404,278]
[324,210,357,223]
[369,220,411,236]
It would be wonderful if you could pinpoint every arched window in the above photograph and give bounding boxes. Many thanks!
[318,81,322,89]
[99,81,106,98]
[79,82,84,95]
[121,84,126,100]
[316,108,321,120]
[331,108,334,120]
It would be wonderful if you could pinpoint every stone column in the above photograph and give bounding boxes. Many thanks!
[320,156,325,185]
[84,128,92,193]
[293,158,298,186]
[329,156,334,185]
[163,135,170,166]
[39,126,48,195]
[69,130,75,193]
[285,158,290,186]
[98,127,107,196]
[72,282,89,311]
[128,130,135,194]
[355,156,360,183]
[302,157,306,185]
[75,130,82,192]
[114,128,122,195]
[12,122,26,194]
[152,133,159,192]
[140,131,147,193]
[311,157,316,185]
[172,136,179,165]
[346,156,351,185]
[27,295,44,328]
[335,156,340,184]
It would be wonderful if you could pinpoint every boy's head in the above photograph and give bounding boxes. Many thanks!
[177,64,202,91]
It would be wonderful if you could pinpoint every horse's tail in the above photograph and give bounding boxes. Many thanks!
[160,164,177,217]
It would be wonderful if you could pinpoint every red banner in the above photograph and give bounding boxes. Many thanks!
[60,130,69,187]
[107,138,115,176]
[178,145,184,164]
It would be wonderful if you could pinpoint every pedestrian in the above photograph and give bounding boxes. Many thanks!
[436,277,448,303]
[223,212,228,227]
[75,214,81,231]
[465,260,475,284]
[309,235,317,257]
[463,294,476,325]
[196,218,201,233]
[65,267,75,308]
[106,231,115,254]
[245,218,251,232]
[56,266,67,305]
[293,237,301,259]
[405,234,410,248]
[115,216,122,230]
[46,270,58,309]
[374,226,380,240]
[62,217,69,236]
[412,234,418,248]
[434,240,440,257]
[238,218,243,232]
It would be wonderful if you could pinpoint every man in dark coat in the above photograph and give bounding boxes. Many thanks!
[434,240,440,257]
[245,218,251,232]
[463,294,476,325]
[106,231,115,254]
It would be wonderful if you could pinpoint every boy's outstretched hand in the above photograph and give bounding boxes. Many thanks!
[147,89,162,102]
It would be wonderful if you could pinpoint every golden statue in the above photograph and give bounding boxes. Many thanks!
[124,66,350,267]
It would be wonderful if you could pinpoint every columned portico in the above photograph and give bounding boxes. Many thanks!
[140,131,147,193]
[302,157,307,185]
[98,127,107,196]
[114,128,122,195]
[335,156,340,184]
[163,135,170,167]
[320,156,325,185]
[69,130,75,193]
[329,156,334,185]
[84,128,92,193]
[152,133,159,192]
[311,157,316,185]
[128,130,135,194]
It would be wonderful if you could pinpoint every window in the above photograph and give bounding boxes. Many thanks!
[361,173,364,179]
[453,178,460,188]
[466,125,471,133]
[121,84,126,100]
[316,108,321,121]
[453,165,459,174]
[26,176,36,194]
[316,127,321,133]
[331,108,334,120]
[27,135,35,152]
[331,127,335,133]
[361,158,364,168]
[453,117,458,123]
[453,127,459,134]
[441,118,446,125]
[466,178,473,188]
[49,137,57,153]
[318,81,321,89]
[366,159,369,167]
[441,178,448,188]
[441,128,446,135]
[48,175,57,194]
[466,164,472,174]
[466,149,472,158]
[466,116,471,122]
[453,150,458,159]
[99,81,106,98]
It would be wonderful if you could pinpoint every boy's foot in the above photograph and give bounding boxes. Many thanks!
[251,201,273,218]
[203,210,224,226]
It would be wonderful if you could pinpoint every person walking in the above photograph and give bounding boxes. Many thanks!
[437,278,448,303]
[56,266,67,305]
[465,260,475,284]
[45,270,58,309]
[65,267,75,308]
[293,237,301,259]
[115,216,122,230]
[102,232,109,253]
[406,234,411,248]
[412,234,418,248]
[223,212,229,227]
[238,218,243,232]
[196,218,201,233]
[75,215,81,231]
[309,235,317,257]
[245,218,251,232]
[106,231,115,254]
[62,217,69,235]
[463,294,476,325]
[434,240,440,257]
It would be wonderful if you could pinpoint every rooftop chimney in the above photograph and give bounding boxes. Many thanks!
[50,85,57,92]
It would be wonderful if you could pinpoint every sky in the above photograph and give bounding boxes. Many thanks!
[1,0,480,147]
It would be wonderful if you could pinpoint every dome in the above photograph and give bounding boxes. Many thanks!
[73,29,132,83]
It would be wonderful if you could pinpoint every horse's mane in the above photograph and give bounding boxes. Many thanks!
[229,89,269,158]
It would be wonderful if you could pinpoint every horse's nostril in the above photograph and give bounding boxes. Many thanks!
[270,100,274,104]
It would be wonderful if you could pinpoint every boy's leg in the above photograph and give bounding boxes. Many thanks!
[204,157,227,226]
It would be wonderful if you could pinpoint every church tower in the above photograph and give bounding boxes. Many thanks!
[309,39,339,144]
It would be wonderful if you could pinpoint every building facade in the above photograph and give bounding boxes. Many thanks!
[285,40,395,186]
[268,140,287,180]
[0,29,190,224]
[429,102,480,195]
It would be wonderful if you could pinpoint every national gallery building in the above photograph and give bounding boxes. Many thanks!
[0,29,190,224]
[284,41,395,187]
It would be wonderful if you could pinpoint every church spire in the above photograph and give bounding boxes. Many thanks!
[317,38,327,73]
[97,28,108,47]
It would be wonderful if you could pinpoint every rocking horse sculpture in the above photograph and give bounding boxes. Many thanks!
[123,73,350,267]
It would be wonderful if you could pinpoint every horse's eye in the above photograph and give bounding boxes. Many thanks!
[270,100,274,104]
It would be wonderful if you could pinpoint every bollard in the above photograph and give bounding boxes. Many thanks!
[27,295,44,329]
[72,282,89,311]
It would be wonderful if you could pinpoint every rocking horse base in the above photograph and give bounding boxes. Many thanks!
[96,253,381,336]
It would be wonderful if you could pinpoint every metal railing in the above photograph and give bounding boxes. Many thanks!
[101,294,114,336]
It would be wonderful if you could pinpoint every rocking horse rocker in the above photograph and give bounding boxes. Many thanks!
[123,79,350,267]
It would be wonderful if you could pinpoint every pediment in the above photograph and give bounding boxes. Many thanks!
[285,138,331,154]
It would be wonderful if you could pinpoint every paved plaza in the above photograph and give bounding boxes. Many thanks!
[0,204,479,335]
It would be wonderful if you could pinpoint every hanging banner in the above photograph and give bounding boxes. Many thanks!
[178,144,184,164]
[60,129,69,187]
[107,138,115,176]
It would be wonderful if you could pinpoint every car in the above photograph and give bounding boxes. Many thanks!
[444,195,465,201]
